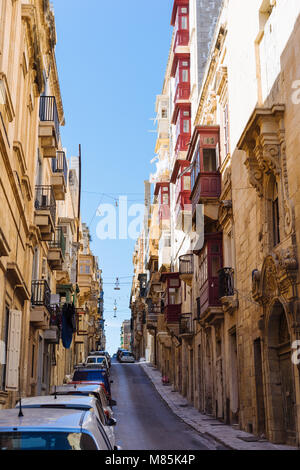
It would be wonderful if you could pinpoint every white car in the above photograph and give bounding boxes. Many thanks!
[85,356,110,374]
[16,394,116,448]
[119,351,135,363]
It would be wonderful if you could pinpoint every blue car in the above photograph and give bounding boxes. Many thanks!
[71,366,113,398]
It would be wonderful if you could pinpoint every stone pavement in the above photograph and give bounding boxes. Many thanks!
[140,362,298,451]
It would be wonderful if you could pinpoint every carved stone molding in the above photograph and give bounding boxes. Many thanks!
[252,249,298,306]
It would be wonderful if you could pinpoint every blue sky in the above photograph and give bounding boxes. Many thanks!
[52,0,173,354]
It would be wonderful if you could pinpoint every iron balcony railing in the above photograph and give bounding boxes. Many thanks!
[34,185,56,224]
[179,313,194,335]
[218,267,235,297]
[52,151,68,182]
[49,227,66,258]
[179,253,194,275]
[39,96,60,141]
[31,280,51,313]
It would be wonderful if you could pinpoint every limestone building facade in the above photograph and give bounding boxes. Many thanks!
[131,0,300,446]
[0,0,105,408]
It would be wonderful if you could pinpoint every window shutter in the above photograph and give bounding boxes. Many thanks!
[5,310,22,391]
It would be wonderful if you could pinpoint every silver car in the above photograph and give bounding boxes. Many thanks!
[119,351,135,363]
[0,408,113,450]
[15,394,116,448]
[52,384,116,420]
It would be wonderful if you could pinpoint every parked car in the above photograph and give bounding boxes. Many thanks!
[52,384,116,419]
[16,395,116,448]
[85,356,110,374]
[0,408,113,450]
[90,351,111,368]
[71,366,113,399]
[119,351,135,363]
[116,348,128,362]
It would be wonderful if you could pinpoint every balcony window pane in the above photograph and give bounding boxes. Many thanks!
[203,148,217,172]
[183,119,190,133]
[183,175,191,191]
[181,16,188,29]
[211,256,221,277]
[182,70,189,82]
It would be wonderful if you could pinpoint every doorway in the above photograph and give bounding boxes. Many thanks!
[267,301,296,445]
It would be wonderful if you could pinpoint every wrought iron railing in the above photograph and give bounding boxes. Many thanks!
[34,185,56,224]
[218,267,235,297]
[179,313,194,335]
[179,253,194,275]
[49,227,66,258]
[31,280,51,312]
[52,151,68,182]
[39,96,60,141]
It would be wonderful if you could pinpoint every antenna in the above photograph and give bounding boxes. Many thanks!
[18,398,23,418]
[18,366,23,417]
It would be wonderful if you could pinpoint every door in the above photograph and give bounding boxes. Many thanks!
[36,335,43,395]
[278,345,296,444]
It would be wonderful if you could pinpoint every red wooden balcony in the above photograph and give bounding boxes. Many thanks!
[174,29,189,51]
[191,172,221,214]
[174,82,190,103]
[187,126,221,212]
[176,192,191,221]
[160,272,181,323]
[196,233,223,315]
[171,0,189,27]
[154,182,170,224]
[164,304,182,323]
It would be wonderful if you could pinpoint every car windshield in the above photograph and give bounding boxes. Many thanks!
[0,432,97,450]
[123,352,133,356]
[73,370,107,382]
[87,357,105,364]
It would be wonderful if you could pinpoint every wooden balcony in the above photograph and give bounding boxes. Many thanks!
[174,82,190,104]
[51,151,67,200]
[191,172,221,219]
[39,96,60,158]
[175,193,192,231]
[174,29,189,51]
[164,304,181,323]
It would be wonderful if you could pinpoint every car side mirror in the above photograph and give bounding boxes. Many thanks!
[109,399,117,407]
[107,417,117,427]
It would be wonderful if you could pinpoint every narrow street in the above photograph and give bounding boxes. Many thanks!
[111,361,226,451]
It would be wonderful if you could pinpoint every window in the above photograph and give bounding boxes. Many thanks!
[0,432,98,451]
[182,69,189,82]
[161,108,168,118]
[223,104,230,157]
[272,182,280,246]
[183,175,191,191]
[181,16,188,29]
[203,149,217,172]
[183,119,190,133]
